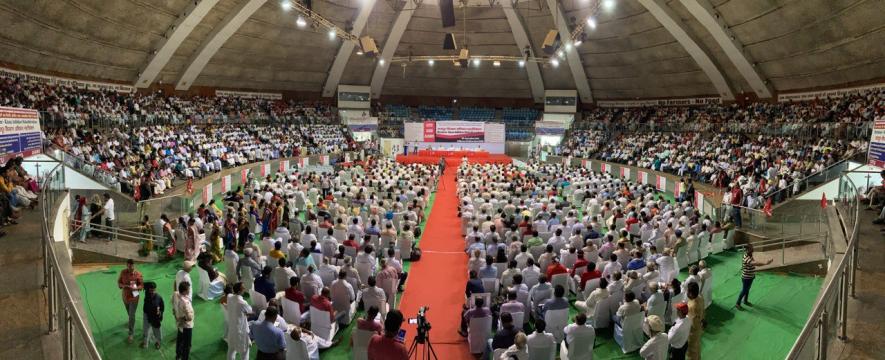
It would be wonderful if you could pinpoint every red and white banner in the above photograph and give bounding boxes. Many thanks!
[695,190,704,211]
[299,157,310,167]
[600,163,610,174]
[580,159,588,169]
[674,182,683,198]
[638,171,649,185]
[186,178,194,194]
[427,121,485,143]
[241,169,249,184]
[620,167,630,180]
[656,175,667,191]
[0,107,42,161]
[319,155,329,166]
[279,160,290,173]
[221,175,231,193]
[202,183,213,204]
[261,163,270,177]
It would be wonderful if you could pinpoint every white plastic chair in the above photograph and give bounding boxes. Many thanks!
[614,312,645,353]
[667,293,686,325]
[249,289,268,313]
[559,327,595,360]
[551,273,570,294]
[281,297,304,326]
[544,308,569,343]
[351,328,375,360]
[711,232,725,254]
[284,334,312,360]
[309,306,339,341]
[591,296,612,329]
[702,276,713,309]
[482,278,500,296]
[527,333,556,360]
[675,246,689,271]
[468,315,493,355]
[196,266,213,300]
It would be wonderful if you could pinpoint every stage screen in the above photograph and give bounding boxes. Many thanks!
[403,121,505,153]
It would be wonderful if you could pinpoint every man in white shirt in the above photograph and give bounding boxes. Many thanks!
[361,276,387,315]
[575,277,609,315]
[271,259,297,291]
[603,254,623,279]
[526,319,556,357]
[330,270,356,325]
[101,193,116,241]
[563,313,595,355]
[640,315,668,359]
[175,261,194,300]
[668,303,691,360]
[615,292,641,325]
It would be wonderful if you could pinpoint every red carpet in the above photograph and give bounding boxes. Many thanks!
[396,154,512,166]
[397,167,473,359]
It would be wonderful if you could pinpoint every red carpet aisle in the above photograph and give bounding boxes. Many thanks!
[397,167,473,359]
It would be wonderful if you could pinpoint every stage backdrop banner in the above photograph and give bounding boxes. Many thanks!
[868,119,885,167]
[430,121,485,143]
[0,107,42,161]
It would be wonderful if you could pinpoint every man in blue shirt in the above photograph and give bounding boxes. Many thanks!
[626,250,647,271]
[250,306,286,359]
[254,266,276,303]
[478,256,498,279]
[540,285,570,318]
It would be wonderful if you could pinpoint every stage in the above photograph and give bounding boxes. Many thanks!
[396,149,512,166]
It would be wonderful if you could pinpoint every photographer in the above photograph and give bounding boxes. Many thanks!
[367,309,408,360]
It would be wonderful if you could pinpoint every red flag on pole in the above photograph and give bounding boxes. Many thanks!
[821,192,827,209]
[763,197,773,217]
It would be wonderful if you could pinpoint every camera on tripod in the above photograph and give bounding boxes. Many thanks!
[407,306,438,360]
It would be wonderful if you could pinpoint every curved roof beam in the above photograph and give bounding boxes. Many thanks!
[502,1,545,103]
[369,1,417,99]
[637,0,734,100]
[322,0,378,97]
[545,0,593,103]
[679,0,772,98]
[175,0,268,90]
[136,0,221,88]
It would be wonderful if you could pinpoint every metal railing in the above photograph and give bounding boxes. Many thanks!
[573,119,871,140]
[46,147,124,193]
[40,163,102,360]
[736,232,830,266]
[785,172,861,359]
[763,155,860,206]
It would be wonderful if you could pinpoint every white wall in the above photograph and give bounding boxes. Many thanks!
[799,162,881,200]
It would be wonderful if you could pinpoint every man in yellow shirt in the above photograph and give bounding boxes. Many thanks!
[686,282,705,360]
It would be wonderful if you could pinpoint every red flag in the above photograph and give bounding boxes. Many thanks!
[763,197,773,217]
[186,178,194,194]
[821,193,827,209]
[758,179,767,194]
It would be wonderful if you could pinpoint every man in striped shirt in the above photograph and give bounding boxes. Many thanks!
[735,244,772,310]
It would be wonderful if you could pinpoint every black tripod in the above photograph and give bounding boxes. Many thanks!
[407,329,439,360]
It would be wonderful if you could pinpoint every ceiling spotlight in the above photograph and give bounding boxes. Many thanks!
[356,50,364,55]
[586,17,597,29]
[328,29,336,39]
[575,40,583,46]
[493,60,501,67]
[281,0,292,11]
[296,16,307,28]
[557,50,565,58]
[565,42,573,51]
[551,58,560,67]
[602,0,615,11]
[378,59,385,66]
[472,58,481,66]
[428,59,435,66]
[518,60,525,67]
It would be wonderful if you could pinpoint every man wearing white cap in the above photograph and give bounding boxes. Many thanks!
[175,261,194,300]
[640,315,668,359]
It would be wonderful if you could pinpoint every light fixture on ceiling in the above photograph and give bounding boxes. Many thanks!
[378,58,385,66]
[428,59,435,66]
[493,60,501,67]
[557,50,565,58]
[296,16,307,27]
[518,60,525,67]
[574,39,583,46]
[357,50,364,55]
[472,58,481,66]
[281,0,292,11]
[328,29,336,39]
[551,58,560,67]
[586,17,597,29]
[565,42,573,51]
[602,0,616,11]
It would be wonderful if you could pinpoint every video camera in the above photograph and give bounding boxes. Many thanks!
[409,306,432,343]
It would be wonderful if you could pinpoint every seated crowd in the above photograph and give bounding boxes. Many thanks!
[0,72,335,125]
[455,161,727,359]
[129,157,438,359]
[48,124,355,199]
[0,156,39,237]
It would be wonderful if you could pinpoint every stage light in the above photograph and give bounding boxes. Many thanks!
[493,60,501,67]
[296,16,307,27]
[587,17,597,29]
[603,0,615,11]
[328,29,336,39]
[281,0,292,11]
[518,60,525,67]
[428,59,434,66]
[551,58,560,67]
[472,58,481,66]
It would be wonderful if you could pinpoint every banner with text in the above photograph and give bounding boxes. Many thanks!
[0,107,42,161]
[425,121,485,143]
[868,119,885,167]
